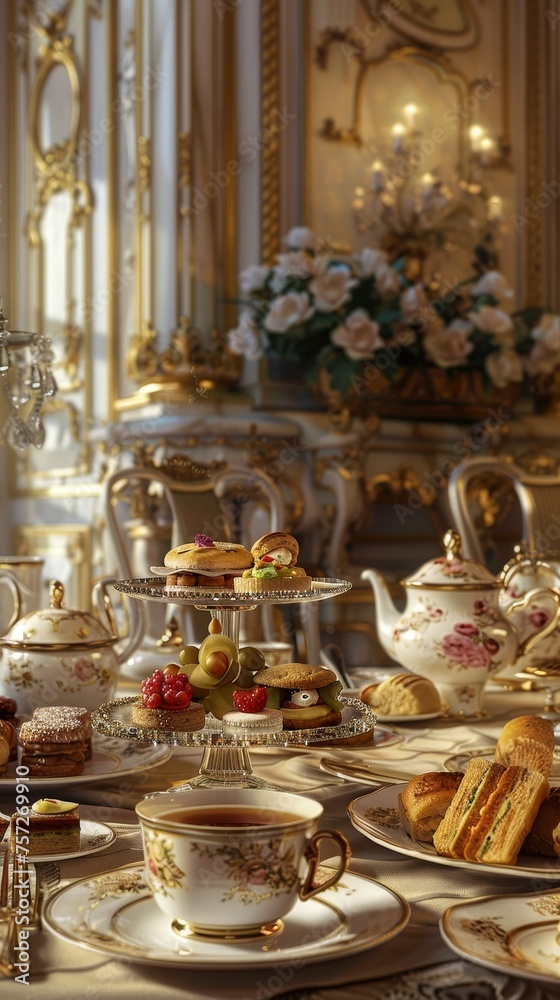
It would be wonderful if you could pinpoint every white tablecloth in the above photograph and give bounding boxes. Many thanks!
[1,685,559,999]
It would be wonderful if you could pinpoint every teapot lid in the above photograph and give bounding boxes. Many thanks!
[0,580,118,650]
[403,530,500,590]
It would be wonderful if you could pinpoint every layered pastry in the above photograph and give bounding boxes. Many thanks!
[11,798,81,856]
[163,534,253,589]
[234,532,312,593]
[32,706,92,760]
[360,674,441,717]
[132,666,206,731]
[19,715,88,777]
[0,719,17,762]
[398,771,463,843]
[434,757,549,865]
[253,663,345,730]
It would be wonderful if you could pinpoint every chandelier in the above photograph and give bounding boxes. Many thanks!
[352,104,505,283]
[0,299,57,452]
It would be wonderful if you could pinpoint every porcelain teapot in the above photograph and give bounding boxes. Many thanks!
[497,546,560,680]
[0,578,143,715]
[361,529,560,717]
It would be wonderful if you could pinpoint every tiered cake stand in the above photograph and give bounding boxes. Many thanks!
[91,578,377,788]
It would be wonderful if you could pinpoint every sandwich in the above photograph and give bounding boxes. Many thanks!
[252,662,345,729]
[234,532,312,593]
[432,757,506,859]
[163,534,253,588]
[463,765,549,864]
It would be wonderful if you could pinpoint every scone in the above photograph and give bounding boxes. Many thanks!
[234,531,312,593]
[360,674,441,716]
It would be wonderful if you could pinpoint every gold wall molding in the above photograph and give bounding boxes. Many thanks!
[524,1,544,307]
[260,0,281,265]
[14,522,92,611]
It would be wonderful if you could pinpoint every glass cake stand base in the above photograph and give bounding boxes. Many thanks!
[171,745,284,791]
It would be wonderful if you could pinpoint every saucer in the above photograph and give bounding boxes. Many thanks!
[43,862,410,969]
[441,888,560,985]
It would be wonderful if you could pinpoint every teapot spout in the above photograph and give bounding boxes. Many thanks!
[361,568,400,660]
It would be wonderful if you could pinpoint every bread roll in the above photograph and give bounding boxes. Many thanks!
[398,771,463,842]
[360,673,441,716]
[495,715,555,778]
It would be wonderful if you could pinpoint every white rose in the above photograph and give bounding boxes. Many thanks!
[424,318,474,368]
[525,341,560,377]
[351,247,389,277]
[330,308,384,360]
[283,226,315,250]
[263,292,314,333]
[269,268,288,295]
[239,265,270,296]
[485,348,524,387]
[400,283,428,320]
[309,270,357,312]
[468,306,514,343]
[531,313,560,352]
[374,263,401,297]
[275,250,316,279]
[470,271,513,300]
[227,312,262,360]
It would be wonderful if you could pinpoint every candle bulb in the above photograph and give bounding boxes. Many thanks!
[403,104,418,131]
[391,123,405,153]
[469,124,484,152]
[480,136,495,165]
[421,172,435,200]
[488,195,503,220]
[370,159,384,192]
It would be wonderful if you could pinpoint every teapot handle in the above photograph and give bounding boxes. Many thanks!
[506,587,560,658]
[0,571,24,632]
[92,576,146,664]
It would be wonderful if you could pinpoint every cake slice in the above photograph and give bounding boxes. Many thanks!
[463,766,549,865]
[433,758,506,859]
[11,798,81,856]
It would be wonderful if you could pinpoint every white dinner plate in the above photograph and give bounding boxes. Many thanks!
[26,819,116,862]
[349,784,560,879]
[443,745,560,787]
[441,889,560,985]
[43,861,410,969]
[0,734,173,789]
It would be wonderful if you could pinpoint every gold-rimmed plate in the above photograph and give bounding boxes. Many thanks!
[349,784,560,880]
[43,861,410,970]
[441,889,560,985]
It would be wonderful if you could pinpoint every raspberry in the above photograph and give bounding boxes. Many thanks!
[141,669,193,710]
[232,686,268,713]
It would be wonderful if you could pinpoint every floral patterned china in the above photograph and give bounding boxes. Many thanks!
[0,579,144,714]
[43,861,410,969]
[349,785,560,879]
[361,529,560,718]
[441,889,560,985]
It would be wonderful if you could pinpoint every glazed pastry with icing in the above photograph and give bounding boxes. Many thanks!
[11,798,81,855]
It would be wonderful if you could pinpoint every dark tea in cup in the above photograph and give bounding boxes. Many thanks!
[158,805,303,827]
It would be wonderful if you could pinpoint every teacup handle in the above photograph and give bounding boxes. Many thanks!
[299,829,351,902]
[506,586,560,657]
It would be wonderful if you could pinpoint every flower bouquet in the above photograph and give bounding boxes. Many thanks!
[227,228,542,421]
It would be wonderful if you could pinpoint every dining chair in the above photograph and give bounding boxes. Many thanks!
[447,454,560,567]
